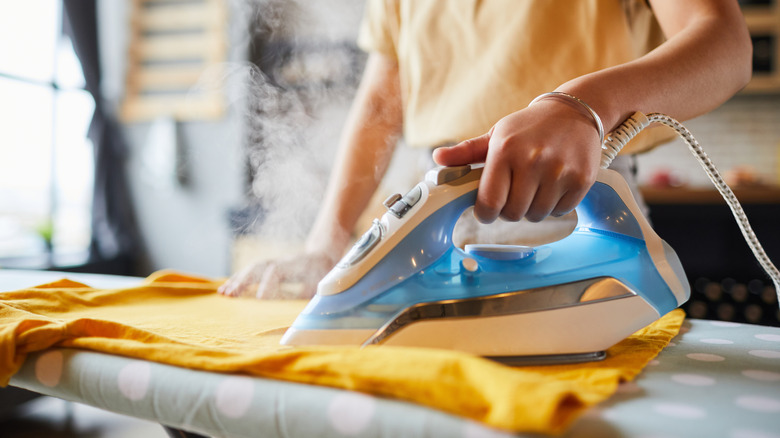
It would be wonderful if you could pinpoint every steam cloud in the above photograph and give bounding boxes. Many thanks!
[234,0,366,242]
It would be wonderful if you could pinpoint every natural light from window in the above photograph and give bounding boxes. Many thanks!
[0,0,94,267]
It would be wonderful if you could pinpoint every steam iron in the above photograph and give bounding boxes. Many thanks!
[281,164,691,364]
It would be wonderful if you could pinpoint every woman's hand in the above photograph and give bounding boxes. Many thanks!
[432,98,603,223]
[217,251,338,299]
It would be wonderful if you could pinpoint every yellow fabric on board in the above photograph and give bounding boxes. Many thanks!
[0,271,684,435]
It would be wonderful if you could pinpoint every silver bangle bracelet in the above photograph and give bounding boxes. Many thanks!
[529,91,605,145]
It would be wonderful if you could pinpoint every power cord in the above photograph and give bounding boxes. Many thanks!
[602,112,780,309]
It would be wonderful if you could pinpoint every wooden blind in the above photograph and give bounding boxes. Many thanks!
[120,0,228,122]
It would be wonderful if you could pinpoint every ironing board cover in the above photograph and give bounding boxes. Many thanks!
[0,271,684,435]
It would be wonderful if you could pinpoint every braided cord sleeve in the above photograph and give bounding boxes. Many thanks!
[603,112,780,305]
[600,112,650,169]
[646,112,780,303]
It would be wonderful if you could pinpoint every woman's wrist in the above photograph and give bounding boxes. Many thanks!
[304,223,352,263]
[529,92,605,145]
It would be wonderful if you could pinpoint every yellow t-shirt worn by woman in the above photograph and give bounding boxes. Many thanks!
[357,0,672,153]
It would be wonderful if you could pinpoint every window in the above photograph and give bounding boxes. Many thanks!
[0,1,94,267]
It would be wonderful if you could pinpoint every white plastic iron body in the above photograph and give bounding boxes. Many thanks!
[280,165,690,361]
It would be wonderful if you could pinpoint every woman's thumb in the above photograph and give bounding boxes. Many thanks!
[432,132,491,166]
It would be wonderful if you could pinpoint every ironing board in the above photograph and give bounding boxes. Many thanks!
[3,270,780,438]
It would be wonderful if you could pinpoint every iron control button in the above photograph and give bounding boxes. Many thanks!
[337,220,382,268]
[460,257,480,284]
[401,185,422,207]
[432,165,471,185]
[383,193,402,209]
[462,257,479,272]
[385,186,423,218]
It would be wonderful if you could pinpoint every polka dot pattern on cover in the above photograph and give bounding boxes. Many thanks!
[215,376,255,419]
[327,392,377,436]
[575,319,780,438]
[33,350,63,388]
[117,361,151,401]
[9,318,780,438]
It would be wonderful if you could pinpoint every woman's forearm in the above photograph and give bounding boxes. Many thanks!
[558,0,752,134]
[305,53,403,256]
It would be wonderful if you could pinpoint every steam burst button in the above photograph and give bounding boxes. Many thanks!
[430,165,471,185]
